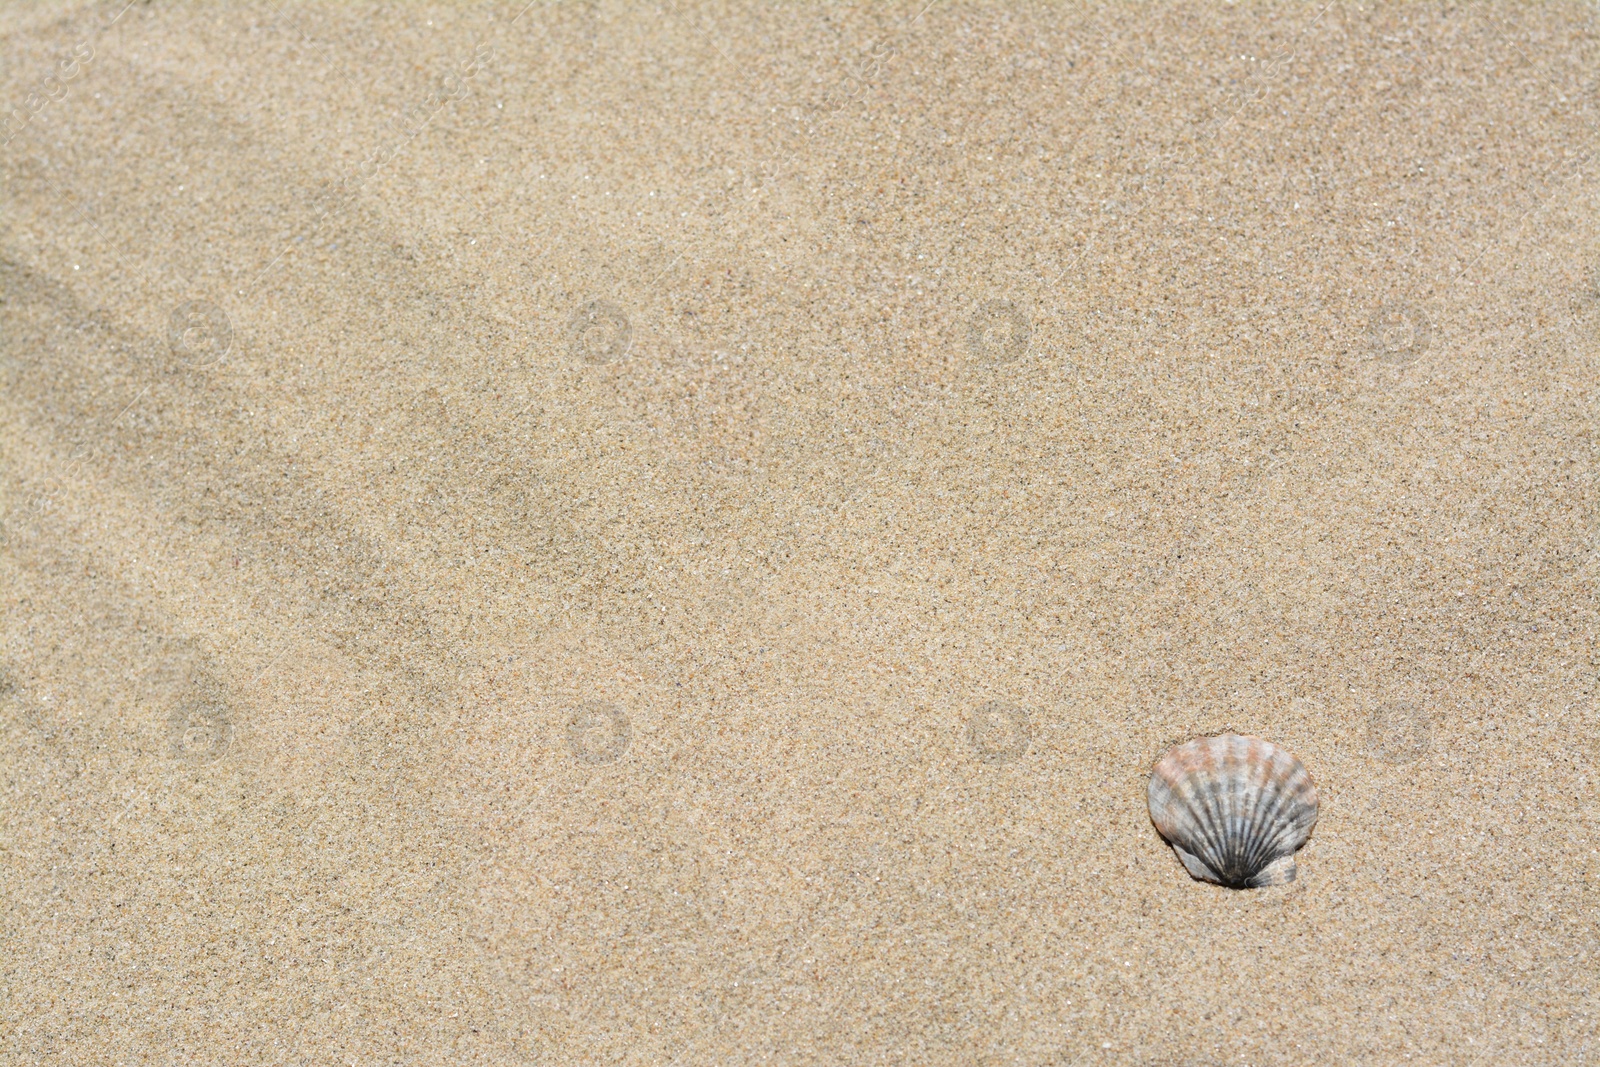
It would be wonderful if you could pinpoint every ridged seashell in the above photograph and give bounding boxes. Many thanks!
[1147,733,1319,889]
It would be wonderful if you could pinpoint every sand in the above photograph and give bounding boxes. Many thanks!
[1,1,1597,1063]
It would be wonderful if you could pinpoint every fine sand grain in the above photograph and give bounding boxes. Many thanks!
[2,2,1597,1064]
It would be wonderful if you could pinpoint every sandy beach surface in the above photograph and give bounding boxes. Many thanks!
[2,2,1597,1063]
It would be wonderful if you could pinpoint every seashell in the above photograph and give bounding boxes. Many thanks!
[1147,733,1319,889]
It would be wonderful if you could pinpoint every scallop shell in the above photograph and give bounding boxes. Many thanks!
[1147,733,1319,889]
